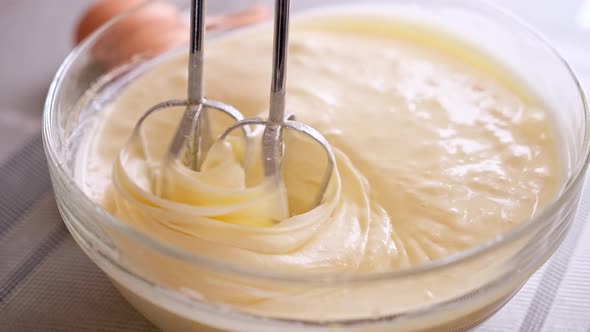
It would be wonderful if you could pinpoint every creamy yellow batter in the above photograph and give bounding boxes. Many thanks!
[78,10,560,323]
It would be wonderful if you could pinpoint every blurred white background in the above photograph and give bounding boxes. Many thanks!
[499,0,590,81]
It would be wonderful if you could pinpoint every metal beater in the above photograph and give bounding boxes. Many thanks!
[126,0,335,211]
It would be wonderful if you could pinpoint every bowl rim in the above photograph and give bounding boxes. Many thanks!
[43,0,590,284]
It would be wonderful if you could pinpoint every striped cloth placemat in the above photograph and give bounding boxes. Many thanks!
[0,45,589,332]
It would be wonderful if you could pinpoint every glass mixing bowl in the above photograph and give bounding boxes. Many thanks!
[43,0,589,331]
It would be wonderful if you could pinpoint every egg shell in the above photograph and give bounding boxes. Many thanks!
[113,25,187,67]
[86,0,184,68]
[75,0,145,44]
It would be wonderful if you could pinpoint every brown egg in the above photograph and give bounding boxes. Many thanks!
[113,25,187,67]
[76,0,185,68]
[75,1,271,69]
[75,0,145,44]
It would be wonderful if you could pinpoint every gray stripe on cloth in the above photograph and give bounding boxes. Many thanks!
[0,134,52,238]
[0,109,41,163]
[539,213,590,331]
[0,194,62,278]
[0,235,160,332]
[518,193,590,332]
[0,224,68,302]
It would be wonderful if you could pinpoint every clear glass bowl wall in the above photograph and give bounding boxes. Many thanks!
[43,0,589,331]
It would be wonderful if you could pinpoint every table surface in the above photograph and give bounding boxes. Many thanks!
[0,1,589,331]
